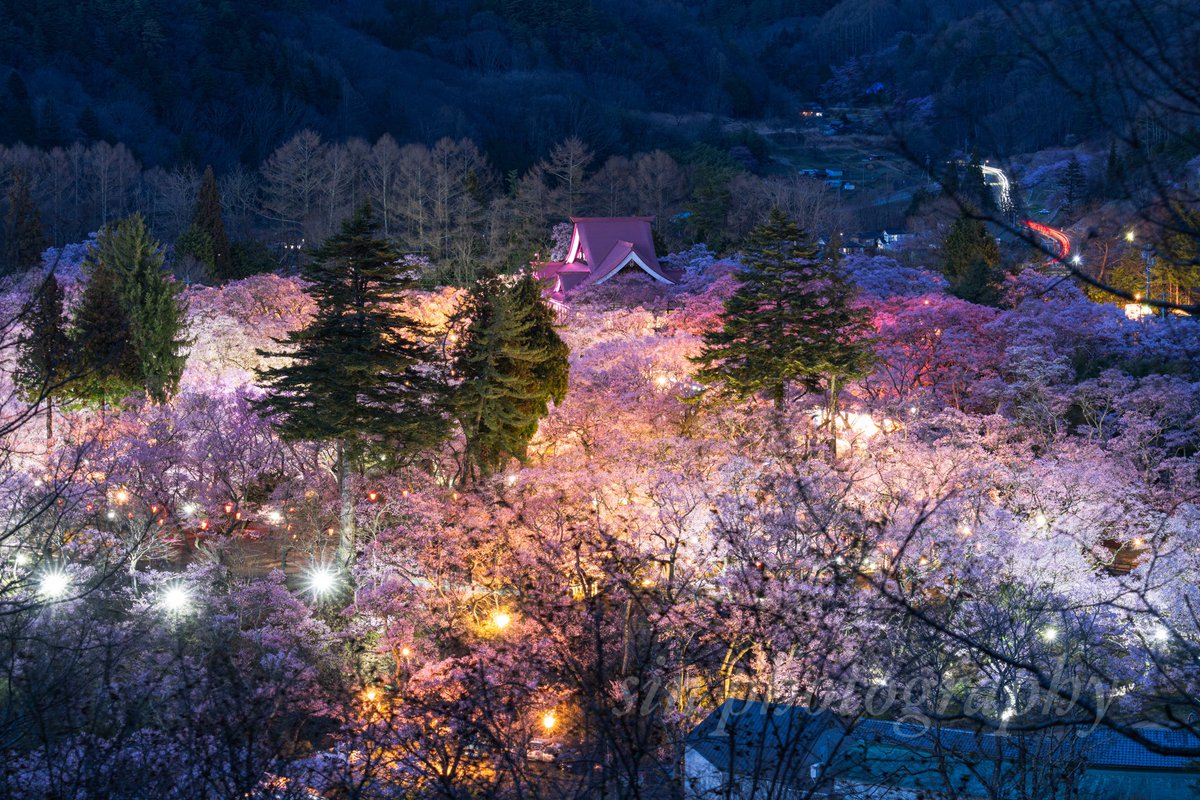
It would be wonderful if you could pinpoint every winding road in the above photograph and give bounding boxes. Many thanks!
[1023,219,1071,263]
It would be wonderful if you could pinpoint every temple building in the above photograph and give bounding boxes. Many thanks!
[535,217,681,300]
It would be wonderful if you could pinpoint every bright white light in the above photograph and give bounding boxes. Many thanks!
[978,164,1011,208]
[1152,626,1169,643]
[1071,254,1082,265]
[306,566,338,598]
[1041,626,1058,642]
[160,584,191,613]
[106,510,117,520]
[1001,707,1016,721]
[182,502,199,517]
[505,474,517,487]
[492,610,513,631]
[38,570,70,599]
[267,509,283,524]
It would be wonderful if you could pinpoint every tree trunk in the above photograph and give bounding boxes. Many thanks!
[827,377,840,462]
[336,439,355,569]
[45,397,53,448]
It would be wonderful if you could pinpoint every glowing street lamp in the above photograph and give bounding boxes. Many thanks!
[491,610,513,631]
[1124,230,1136,243]
[541,711,558,733]
[1040,626,1059,642]
[38,569,70,599]
[306,565,339,600]
[160,584,191,614]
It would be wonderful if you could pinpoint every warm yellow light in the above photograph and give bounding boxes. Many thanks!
[492,611,512,631]
[364,687,378,702]
[114,488,130,505]
[1125,230,1136,243]
[542,711,558,732]
[401,646,412,658]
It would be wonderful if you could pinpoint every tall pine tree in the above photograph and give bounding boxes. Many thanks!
[68,215,188,407]
[3,170,47,275]
[941,213,1003,305]
[68,255,139,408]
[180,165,232,281]
[453,272,568,483]
[107,215,188,403]
[693,209,874,440]
[255,203,449,568]
[16,274,70,442]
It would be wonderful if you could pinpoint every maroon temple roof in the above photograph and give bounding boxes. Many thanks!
[535,217,680,296]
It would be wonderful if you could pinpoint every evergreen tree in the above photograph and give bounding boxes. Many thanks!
[1062,155,1086,213]
[106,215,189,403]
[68,255,139,408]
[3,170,47,275]
[16,274,71,441]
[255,203,449,569]
[186,165,232,280]
[693,209,874,434]
[77,106,103,141]
[453,272,569,483]
[941,160,960,198]
[825,229,844,266]
[38,99,68,148]
[1104,143,1124,199]
[941,213,1003,305]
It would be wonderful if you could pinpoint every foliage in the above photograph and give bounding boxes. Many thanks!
[2,170,46,275]
[255,203,449,461]
[694,209,874,409]
[940,213,1004,305]
[452,272,569,482]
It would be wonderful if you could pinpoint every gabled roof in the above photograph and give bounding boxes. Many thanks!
[534,216,683,296]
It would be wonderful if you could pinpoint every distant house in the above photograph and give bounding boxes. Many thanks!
[534,217,680,300]
[877,229,917,251]
[684,700,1200,800]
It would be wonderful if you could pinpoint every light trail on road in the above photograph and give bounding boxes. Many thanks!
[1023,220,1070,263]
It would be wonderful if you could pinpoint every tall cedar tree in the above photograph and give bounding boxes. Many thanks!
[255,203,449,568]
[941,213,1003,305]
[15,274,70,441]
[107,215,189,403]
[69,254,139,408]
[190,165,232,280]
[453,272,568,483]
[693,209,874,444]
[3,170,47,275]
[1062,155,1086,212]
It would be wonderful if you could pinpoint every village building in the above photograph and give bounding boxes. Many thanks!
[534,217,681,301]
[684,699,1200,800]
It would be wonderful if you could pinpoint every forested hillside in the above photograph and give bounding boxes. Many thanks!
[0,0,1125,170]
